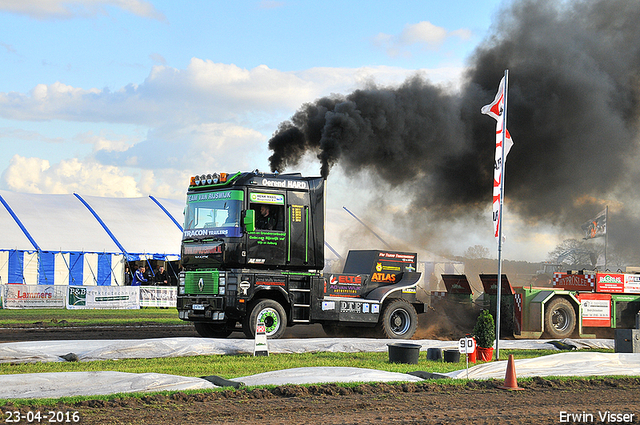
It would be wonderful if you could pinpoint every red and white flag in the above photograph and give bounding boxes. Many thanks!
[481,76,514,241]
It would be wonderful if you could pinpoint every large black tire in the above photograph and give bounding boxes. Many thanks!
[378,299,418,339]
[194,322,233,338]
[243,299,287,339]
[544,297,576,339]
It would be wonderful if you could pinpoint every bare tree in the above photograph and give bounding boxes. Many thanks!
[463,245,491,259]
[547,239,601,268]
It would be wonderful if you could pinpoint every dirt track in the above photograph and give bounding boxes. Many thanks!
[2,317,640,424]
[3,378,640,424]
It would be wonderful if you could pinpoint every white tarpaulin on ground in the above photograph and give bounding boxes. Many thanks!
[0,337,635,400]
[0,372,216,399]
[445,352,640,379]
[0,337,614,364]
[1,351,639,399]
[230,367,423,387]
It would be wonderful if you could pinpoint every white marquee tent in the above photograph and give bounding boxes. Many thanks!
[0,190,184,286]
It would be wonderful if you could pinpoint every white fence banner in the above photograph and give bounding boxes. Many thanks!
[3,284,66,309]
[139,286,177,308]
[67,286,140,309]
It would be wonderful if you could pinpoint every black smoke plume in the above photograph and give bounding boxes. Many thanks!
[268,0,640,261]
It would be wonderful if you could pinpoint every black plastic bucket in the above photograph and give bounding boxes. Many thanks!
[387,343,421,364]
[443,349,460,363]
[426,347,442,361]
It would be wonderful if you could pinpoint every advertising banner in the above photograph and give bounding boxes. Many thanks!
[3,284,66,309]
[139,286,177,307]
[579,293,611,327]
[67,286,140,309]
[553,273,595,291]
[624,274,640,294]
[596,273,625,293]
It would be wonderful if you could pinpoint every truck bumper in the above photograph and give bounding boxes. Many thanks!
[177,295,242,322]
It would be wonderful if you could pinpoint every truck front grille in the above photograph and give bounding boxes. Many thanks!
[184,270,220,295]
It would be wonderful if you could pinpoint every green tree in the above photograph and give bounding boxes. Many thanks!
[472,310,495,348]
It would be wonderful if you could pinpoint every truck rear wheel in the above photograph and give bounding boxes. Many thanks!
[544,298,576,339]
[194,322,233,338]
[243,299,287,339]
[378,299,418,339]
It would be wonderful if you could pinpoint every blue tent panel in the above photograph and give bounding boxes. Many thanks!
[8,250,23,284]
[39,252,55,285]
[69,252,83,286]
[97,253,111,286]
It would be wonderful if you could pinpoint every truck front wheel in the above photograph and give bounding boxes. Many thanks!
[243,299,287,339]
[544,298,576,339]
[378,299,418,339]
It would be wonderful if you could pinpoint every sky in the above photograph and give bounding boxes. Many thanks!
[0,0,588,263]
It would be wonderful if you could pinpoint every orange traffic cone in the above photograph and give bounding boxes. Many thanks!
[497,354,524,391]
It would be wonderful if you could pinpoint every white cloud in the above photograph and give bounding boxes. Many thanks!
[0,60,459,127]
[373,21,473,58]
[0,0,166,21]
[74,130,137,153]
[0,127,65,144]
[400,21,448,46]
[148,53,167,66]
[2,154,142,197]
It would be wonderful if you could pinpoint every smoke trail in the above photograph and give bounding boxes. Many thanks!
[268,0,640,259]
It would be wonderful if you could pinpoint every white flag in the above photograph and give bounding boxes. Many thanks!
[482,76,514,240]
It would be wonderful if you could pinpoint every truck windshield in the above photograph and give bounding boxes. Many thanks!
[183,190,243,238]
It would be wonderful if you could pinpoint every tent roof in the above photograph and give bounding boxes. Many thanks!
[0,190,184,260]
[0,194,35,251]
[78,194,183,260]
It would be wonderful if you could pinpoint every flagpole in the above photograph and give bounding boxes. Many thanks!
[495,69,509,361]
[604,205,608,270]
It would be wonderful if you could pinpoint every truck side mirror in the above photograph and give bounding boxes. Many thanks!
[244,209,255,232]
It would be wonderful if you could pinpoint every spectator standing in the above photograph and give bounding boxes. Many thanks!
[132,266,148,286]
[124,266,132,286]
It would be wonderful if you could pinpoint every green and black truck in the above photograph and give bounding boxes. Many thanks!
[177,170,423,339]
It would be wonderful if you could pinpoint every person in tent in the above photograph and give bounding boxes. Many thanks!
[155,266,168,286]
[124,265,132,286]
[131,266,148,286]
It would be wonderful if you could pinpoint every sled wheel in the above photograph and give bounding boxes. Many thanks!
[378,299,418,339]
[544,297,576,339]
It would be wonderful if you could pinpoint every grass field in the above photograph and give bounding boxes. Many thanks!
[0,308,182,326]
[1,348,594,377]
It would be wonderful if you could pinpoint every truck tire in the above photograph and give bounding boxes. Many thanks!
[194,322,233,338]
[378,299,418,339]
[544,297,576,339]
[243,299,287,339]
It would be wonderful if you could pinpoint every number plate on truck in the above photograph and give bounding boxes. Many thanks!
[192,304,205,310]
